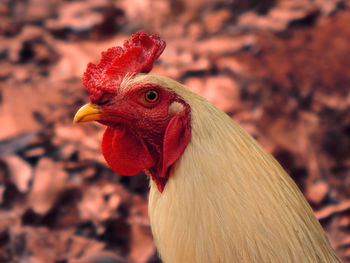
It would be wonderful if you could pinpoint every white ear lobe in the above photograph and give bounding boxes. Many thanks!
[168,101,184,115]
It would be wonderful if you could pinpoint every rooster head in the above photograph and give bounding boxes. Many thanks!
[73,31,191,192]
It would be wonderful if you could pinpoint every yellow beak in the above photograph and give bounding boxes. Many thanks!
[73,103,102,123]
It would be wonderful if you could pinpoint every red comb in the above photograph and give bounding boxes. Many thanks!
[83,31,166,102]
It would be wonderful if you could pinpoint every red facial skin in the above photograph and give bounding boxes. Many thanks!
[95,83,191,192]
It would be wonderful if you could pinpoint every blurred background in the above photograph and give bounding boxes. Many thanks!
[0,0,349,262]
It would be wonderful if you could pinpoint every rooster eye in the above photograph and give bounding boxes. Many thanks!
[144,90,159,103]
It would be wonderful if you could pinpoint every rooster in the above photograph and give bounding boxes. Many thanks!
[73,32,340,263]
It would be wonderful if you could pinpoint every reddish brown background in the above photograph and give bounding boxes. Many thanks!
[0,0,349,262]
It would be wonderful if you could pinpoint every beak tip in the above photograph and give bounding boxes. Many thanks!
[72,117,80,124]
[73,103,102,124]
[73,113,83,124]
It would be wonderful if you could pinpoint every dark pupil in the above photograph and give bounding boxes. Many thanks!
[147,91,157,101]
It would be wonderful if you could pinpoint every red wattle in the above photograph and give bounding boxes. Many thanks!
[101,126,155,175]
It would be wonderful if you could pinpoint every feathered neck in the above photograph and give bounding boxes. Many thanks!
[147,86,340,263]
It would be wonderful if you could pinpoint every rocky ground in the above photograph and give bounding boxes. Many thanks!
[0,0,349,262]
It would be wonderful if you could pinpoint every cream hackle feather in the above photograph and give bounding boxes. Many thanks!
[128,74,340,263]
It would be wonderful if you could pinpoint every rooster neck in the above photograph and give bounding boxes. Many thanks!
[147,93,340,263]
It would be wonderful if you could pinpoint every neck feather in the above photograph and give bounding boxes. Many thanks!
[148,93,339,263]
